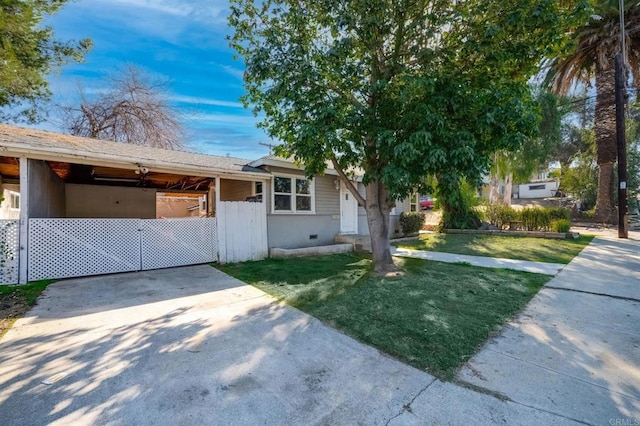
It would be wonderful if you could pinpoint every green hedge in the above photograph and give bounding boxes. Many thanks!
[483,204,520,230]
[551,219,571,233]
[484,205,572,232]
[400,212,425,235]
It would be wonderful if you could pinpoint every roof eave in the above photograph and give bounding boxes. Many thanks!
[0,144,271,181]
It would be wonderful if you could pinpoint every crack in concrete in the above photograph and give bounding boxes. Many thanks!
[384,379,436,426]
[545,286,640,303]
[453,379,512,402]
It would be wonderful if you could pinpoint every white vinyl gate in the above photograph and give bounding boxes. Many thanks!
[217,201,268,263]
[28,218,218,281]
[140,218,217,270]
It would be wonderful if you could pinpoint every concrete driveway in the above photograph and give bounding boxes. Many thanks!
[0,265,573,425]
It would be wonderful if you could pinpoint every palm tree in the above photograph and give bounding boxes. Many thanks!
[548,0,640,224]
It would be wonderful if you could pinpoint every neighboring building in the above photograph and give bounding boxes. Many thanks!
[514,178,560,199]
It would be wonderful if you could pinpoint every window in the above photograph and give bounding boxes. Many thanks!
[272,175,314,213]
[409,193,418,212]
[8,192,19,210]
[251,181,263,202]
[529,184,546,191]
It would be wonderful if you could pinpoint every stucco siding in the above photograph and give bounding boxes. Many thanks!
[267,214,340,249]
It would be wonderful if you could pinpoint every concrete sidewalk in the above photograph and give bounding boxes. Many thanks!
[391,247,565,275]
[454,236,640,425]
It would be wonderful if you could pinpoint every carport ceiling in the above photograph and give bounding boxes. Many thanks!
[0,157,213,191]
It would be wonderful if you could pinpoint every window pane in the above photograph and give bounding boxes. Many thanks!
[255,182,263,194]
[274,194,291,210]
[274,177,291,193]
[296,179,310,195]
[296,195,311,211]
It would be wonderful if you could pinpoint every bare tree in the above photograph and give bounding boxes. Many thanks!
[62,66,184,149]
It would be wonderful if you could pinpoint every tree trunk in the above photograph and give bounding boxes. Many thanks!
[502,173,513,206]
[595,162,617,224]
[488,173,501,205]
[365,180,398,274]
[594,63,618,224]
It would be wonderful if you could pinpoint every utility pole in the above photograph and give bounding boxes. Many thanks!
[615,53,628,238]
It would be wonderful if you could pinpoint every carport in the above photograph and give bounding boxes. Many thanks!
[0,124,270,284]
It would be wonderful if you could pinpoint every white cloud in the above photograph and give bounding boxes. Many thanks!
[109,0,228,23]
[187,112,259,126]
[169,95,243,108]
[111,0,192,17]
[220,65,244,80]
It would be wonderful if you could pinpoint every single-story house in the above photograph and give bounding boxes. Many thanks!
[0,124,270,284]
[0,124,418,284]
[246,156,410,249]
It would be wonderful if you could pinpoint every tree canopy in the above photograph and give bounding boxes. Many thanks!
[229,0,587,272]
[0,0,91,123]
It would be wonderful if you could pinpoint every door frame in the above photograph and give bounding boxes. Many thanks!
[340,181,359,234]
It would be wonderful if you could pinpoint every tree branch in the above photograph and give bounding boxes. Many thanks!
[331,156,366,207]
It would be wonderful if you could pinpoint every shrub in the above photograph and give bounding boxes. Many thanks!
[520,207,551,231]
[400,212,425,235]
[484,204,520,230]
[437,177,482,230]
[548,207,571,222]
[551,219,571,233]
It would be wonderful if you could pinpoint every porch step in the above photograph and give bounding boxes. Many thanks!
[335,234,372,253]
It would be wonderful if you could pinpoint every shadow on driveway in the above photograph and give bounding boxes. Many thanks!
[0,265,432,425]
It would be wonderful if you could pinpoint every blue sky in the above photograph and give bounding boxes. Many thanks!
[38,0,270,159]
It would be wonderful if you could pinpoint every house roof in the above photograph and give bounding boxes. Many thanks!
[0,124,269,180]
[249,155,366,180]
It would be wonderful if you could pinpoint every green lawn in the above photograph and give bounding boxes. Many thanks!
[394,233,594,264]
[218,253,549,379]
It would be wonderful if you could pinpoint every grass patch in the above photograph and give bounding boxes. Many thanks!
[218,253,549,379]
[0,280,54,339]
[395,233,594,264]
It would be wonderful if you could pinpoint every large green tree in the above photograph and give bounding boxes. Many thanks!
[0,0,91,123]
[547,0,640,224]
[229,0,586,273]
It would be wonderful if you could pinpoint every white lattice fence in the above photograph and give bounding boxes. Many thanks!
[140,218,217,270]
[0,220,19,284]
[28,219,141,281]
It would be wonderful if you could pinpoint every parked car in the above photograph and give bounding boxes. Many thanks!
[420,195,434,210]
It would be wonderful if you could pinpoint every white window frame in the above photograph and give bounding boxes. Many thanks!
[253,181,264,197]
[271,173,315,214]
[8,191,20,211]
[409,192,419,212]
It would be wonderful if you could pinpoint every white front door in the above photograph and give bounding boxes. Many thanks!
[340,181,358,234]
